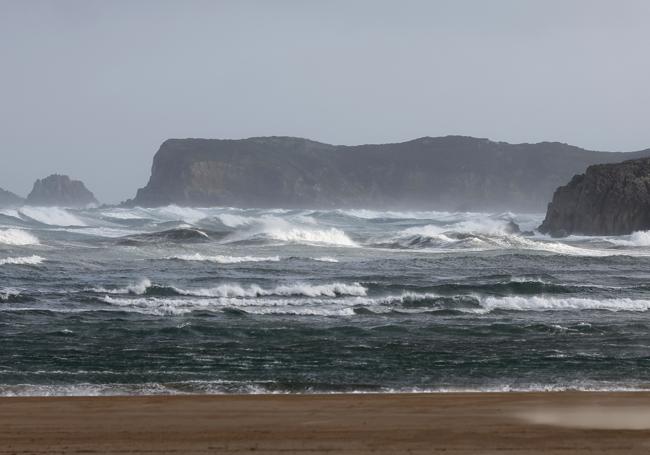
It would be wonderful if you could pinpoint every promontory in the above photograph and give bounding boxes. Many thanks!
[539,157,650,236]
[128,136,650,211]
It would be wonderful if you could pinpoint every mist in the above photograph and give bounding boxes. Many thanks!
[1,0,650,203]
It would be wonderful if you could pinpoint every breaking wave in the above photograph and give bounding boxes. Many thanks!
[378,222,618,256]
[480,296,650,313]
[310,256,339,262]
[166,254,281,264]
[95,280,367,299]
[97,285,650,316]
[608,230,650,247]
[0,255,44,266]
[18,207,86,226]
[0,229,39,245]
[266,226,356,246]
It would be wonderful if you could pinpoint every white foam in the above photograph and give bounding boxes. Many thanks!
[174,282,367,298]
[155,205,206,224]
[99,208,149,220]
[167,253,280,264]
[0,255,44,265]
[609,230,650,247]
[0,228,39,245]
[18,207,86,226]
[268,226,356,246]
[387,223,622,256]
[0,288,22,301]
[0,209,21,220]
[480,296,650,313]
[218,213,254,227]
[220,214,357,247]
[311,257,339,263]
[92,278,152,295]
[101,295,358,316]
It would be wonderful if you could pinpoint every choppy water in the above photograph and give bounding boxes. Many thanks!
[1,205,650,395]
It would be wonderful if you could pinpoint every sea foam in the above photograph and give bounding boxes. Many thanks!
[0,229,39,245]
[167,253,281,264]
[0,255,44,266]
[18,207,86,226]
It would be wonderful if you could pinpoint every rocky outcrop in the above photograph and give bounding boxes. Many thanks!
[26,174,98,207]
[129,136,650,211]
[0,187,24,207]
[539,158,650,236]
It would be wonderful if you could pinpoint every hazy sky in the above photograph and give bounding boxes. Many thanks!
[2,0,650,202]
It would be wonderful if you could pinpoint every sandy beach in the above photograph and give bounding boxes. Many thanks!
[1,392,649,454]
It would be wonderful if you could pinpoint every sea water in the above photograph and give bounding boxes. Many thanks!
[0,206,649,395]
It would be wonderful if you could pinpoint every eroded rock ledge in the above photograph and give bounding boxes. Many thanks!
[539,158,650,236]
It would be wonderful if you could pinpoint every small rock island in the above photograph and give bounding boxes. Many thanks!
[539,158,650,236]
[26,174,98,208]
[0,187,24,207]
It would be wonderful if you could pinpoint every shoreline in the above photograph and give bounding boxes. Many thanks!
[2,392,650,454]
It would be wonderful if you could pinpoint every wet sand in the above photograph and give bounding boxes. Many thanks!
[1,392,650,454]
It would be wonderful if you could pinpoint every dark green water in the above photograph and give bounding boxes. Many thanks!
[1,206,649,395]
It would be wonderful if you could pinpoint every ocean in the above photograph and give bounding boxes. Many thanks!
[1,205,649,395]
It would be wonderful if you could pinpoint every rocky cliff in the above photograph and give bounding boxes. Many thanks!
[26,174,98,207]
[539,158,650,236]
[0,187,24,207]
[129,136,650,211]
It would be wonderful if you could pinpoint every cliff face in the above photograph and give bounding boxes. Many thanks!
[130,136,650,211]
[0,187,24,207]
[26,174,98,207]
[539,158,650,236]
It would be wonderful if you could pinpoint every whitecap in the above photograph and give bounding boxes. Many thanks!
[608,230,650,247]
[167,254,280,264]
[173,282,367,298]
[480,296,650,313]
[0,228,39,245]
[0,255,44,266]
[310,257,339,263]
[18,207,86,226]
[91,278,152,295]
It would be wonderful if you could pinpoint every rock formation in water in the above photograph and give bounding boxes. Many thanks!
[128,136,650,211]
[26,174,98,207]
[539,158,650,236]
[0,187,24,207]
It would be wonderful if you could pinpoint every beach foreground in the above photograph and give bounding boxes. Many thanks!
[1,393,650,454]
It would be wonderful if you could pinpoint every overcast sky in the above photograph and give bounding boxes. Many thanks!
[1,0,650,202]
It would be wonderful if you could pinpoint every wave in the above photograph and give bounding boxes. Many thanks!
[97,284,650,316]
[101,295,359,316]
[153,205,207,224]
[377,223,622,256]
[608,230,650,247]
[18,207,86,226]
[117,228,212,245]
[177,282,367,298]
[0,229,39,245]
[166,253,280,264]
[215,214,358,247]
[263,226,356,246]
[0,255,44,266]
[310,256,339,262]
[91,278,153,295]
[95,280,367,298]
[0,380,646,396]
[479,296,650,313]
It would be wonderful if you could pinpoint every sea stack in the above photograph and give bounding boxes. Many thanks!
[539,158,650,236]
[0,187,24,207]
[26,174,98,207]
